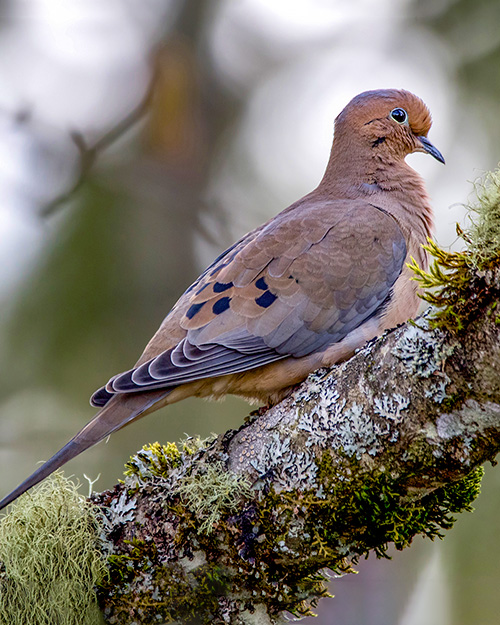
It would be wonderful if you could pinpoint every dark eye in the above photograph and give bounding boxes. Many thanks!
[390,108,408,124]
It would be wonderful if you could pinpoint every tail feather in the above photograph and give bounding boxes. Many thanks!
[0,389,168,512]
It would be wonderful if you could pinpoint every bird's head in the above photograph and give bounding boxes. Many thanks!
[334,89,445,164]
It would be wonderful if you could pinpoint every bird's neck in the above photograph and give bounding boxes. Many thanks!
[317,140,434,240]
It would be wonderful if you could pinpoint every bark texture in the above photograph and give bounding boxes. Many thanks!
[93,262,500,624]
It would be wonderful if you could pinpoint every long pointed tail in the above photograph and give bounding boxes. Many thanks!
[0,389,169,512]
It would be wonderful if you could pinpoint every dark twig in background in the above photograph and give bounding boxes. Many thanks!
[40,63,159,218]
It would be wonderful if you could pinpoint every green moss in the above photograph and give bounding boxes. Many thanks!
[312,459,483,557]
[123,435,217,483]
[124,441,182,480]
[408,240,486,333]
[0,473,106,625]
[441,465,484,513]
[409,167,500,334]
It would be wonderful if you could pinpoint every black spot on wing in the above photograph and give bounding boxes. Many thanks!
[213,281,233,293]
[255,277,268,290]
[256,291,277,308]
[186,302,206,319]
[212,297,231,314]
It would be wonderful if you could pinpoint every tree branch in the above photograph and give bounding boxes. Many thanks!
[93,254,500,623]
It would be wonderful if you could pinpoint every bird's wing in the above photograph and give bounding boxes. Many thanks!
[91,201,406,406]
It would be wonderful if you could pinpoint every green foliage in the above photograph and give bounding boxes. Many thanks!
[0,473,106,625]
[4,183,130,395]
[409,167,500,333]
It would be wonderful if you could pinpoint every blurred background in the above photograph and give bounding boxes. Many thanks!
[0,0,499,623]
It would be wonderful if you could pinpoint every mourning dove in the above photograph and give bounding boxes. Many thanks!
[0,88,444,510]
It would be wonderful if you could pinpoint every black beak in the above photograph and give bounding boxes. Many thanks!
[417,135,445,164]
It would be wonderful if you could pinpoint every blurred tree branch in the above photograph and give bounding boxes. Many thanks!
[39,2,219,218]
[40,63,159,218]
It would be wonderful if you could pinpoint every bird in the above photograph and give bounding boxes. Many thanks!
[0,88,444,511]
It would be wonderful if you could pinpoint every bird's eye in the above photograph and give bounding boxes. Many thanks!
[390,108,408,124]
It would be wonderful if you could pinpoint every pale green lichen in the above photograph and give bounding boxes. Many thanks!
[103,490,137,527]
[467,167,500,266]
[436,400,500,452]
[424,375,451,404]
[297,388,346,448]
[0,473,107,625]
[249,432,319,491]
[393,320,453,378]
[296,382,411,462]
[373,394,410,420]
[176,462,253,533]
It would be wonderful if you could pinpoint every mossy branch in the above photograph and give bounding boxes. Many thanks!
[2,168,500,624]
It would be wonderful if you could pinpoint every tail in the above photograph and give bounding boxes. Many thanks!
[0,389,169,512]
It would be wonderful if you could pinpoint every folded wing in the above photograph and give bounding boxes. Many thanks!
[91,201,406,407]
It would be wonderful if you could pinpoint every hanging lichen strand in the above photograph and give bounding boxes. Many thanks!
[0,474,107,625]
